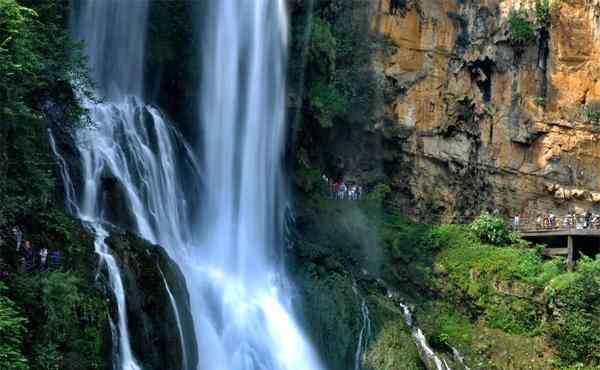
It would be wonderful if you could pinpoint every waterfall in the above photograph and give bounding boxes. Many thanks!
[159,267,189,370]
[66,1,197,369]
[185,1,323,369]
[397,302,451,370]
[376,280,469,370]
[352,282,372,370]
[51,129,141,370]
[90,224,142,370]
[57,1,323,369]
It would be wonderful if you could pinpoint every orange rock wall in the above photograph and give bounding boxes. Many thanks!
[369,0,600,221]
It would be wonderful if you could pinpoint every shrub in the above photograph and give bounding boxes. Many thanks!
[454,95,474,122]
[532,96,546,106]
[366,183,391,203]
[308,80,346,128]
[0,283,28,370]
[546,257,600,363]
[507,8,536,45]
[470,212,512,245]
[534,0,551,25]
[583,102,600,126]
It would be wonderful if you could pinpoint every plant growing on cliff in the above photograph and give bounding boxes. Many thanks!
[0,0,89,126]
[470,212,512,245]
[583,101,600,127]
[547,256,600,363]
[0,283,28,370]
[507,8,536,46]
[308,80,346,128]
[534,0,551,26]
[0,0,92,225]
[454,95,474,122]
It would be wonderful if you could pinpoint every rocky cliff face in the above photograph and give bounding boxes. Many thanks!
[369,0,600,221]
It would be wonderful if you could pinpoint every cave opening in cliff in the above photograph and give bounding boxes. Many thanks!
[469,58,494,102]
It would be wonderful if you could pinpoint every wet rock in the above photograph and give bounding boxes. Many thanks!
[106,231,198,370]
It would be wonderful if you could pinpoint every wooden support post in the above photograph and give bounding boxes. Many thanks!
[567,235,574,272]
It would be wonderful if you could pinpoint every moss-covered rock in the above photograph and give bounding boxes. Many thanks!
[364,319,424,370]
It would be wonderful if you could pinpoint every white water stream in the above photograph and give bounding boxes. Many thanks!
[352,282,372,370]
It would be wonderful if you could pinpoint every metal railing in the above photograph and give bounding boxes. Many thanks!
[511,215,600,233]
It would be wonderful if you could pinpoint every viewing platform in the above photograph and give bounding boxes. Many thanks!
[515,216,600,271]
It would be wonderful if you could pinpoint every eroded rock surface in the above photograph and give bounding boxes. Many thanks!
[367,0,600,221]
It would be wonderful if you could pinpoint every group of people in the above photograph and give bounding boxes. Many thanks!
[322,174,363,200]
[8,226,61,274]
[530,211,600,230]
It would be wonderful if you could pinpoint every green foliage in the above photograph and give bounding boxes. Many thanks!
[0,0,90,225]
[294,163,324,194]
[547,257,600,363]
[432,222,600,365]
[8,272,108,370]
[290,1,384,130]
[308,80,346,128]
[0,282,28,370]
[301,17,348,128]
[0,0,88,125]
[533,95,546,106]
[454,95,474,122]
[307,17,337,77]
[534,0,551,25]
[424,305,474,350]
[366,183,392,203]
[364,319,424,370]
[3,212,106,370]
[583,102,600,126]
[469,212,512,245]
[507,8,536,46]
[483,296,543,335]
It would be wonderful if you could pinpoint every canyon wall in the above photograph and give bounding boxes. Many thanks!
[369,0,600,222]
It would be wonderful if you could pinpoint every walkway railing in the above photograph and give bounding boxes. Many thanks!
[512,215,600,233]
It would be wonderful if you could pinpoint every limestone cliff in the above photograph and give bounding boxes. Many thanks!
[368,0,600,221]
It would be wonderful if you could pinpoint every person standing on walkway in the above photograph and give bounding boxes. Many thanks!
[513,215,520,231]
[12,226,23,251]
[585,210,592,229]
[39,248,48,271]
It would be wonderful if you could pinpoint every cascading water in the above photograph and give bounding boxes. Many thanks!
[185,1,324,369]
[159,267,190,370]
[58,1,323,370]
[352,282,372,370]
[65,1,197,369]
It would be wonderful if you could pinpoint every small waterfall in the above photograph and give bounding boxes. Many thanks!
[89,223,141,370]
[48,130,79,214]
[397,302,451,370]
[159,267,189,370]
[50,128,140,370]
[381,282,463,370]
[61,1,197,368]
[452,347,471,370]
[352,282,372,370]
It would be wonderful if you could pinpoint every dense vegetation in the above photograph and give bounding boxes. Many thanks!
[291,170,600,369]
[0,1,110,369]
[0,0,88,225]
